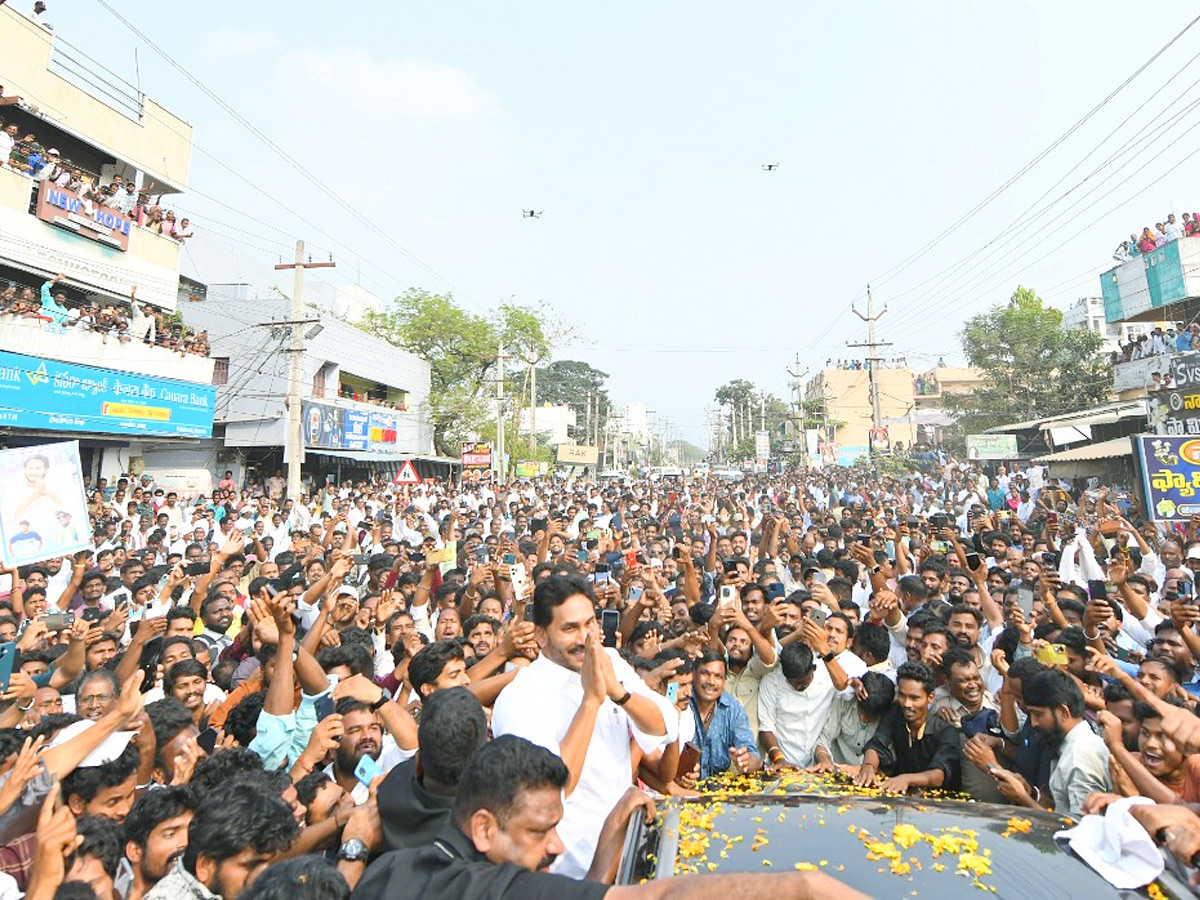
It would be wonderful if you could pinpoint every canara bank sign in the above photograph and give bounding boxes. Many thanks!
[35,182,131,251]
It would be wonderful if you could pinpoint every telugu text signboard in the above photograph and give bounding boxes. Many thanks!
[0,350,214,438]
[1134,434,1200,522]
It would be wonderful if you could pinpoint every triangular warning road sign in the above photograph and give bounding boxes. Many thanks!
[393,460,420,485]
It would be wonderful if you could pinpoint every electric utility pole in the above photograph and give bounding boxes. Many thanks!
[847,284,891,434]
[274,240,334,501]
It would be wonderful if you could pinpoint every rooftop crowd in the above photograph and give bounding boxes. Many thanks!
[4,456,1200,898]
[0,117,196,244]
[1113,211,1200,262]
[1,275,210,357]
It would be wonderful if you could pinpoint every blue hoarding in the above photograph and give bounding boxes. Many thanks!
[0,350,214,438]
[344,410,369,450]
[1135,434,1200,522]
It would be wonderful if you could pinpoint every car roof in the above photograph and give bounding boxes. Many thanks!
[619,786,1185,899]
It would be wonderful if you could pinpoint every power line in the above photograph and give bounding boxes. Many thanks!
[870,11,1200,291]
[91,0,483,310]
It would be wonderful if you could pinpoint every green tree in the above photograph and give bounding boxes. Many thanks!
[946,285,1110,434]
[359,289,558,456]
[534,360,610,442]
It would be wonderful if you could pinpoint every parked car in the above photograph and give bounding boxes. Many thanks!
[617,775,1189,899]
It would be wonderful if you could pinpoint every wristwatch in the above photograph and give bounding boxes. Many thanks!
[821,651,836,663]
[337,838,370,863]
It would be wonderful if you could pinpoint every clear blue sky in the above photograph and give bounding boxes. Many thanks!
[45,1,1200,446]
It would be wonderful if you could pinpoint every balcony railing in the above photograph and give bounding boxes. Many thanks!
[0,316,214,384]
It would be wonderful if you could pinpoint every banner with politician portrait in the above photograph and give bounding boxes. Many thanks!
[0,440,90,566]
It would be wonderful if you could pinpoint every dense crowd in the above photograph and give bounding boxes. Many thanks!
[5,458,1200,898]
[1113,211,1200,261]
[1,275,210,356]
[0,118,195,244]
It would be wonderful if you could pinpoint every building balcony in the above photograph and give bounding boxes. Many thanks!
[0,315,214,384]
[1102,237,1200,324]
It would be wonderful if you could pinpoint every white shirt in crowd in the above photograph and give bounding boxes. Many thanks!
[757,659,835,767]
[491,649,678,879]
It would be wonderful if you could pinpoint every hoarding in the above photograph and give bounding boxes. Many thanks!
[0,350,214,438]
[461,442,493,469]
[1134,434,1200,522]
[966,434,1019,460]
[556,444,599,465]
[0,440,90,566]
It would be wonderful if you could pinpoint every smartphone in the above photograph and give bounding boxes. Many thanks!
[576,549,589,563]
[184,561,208,577]
[719,584,737,605]
[931,513,949,530]
[623,549,639,570]
[1178,579,1195,603]
[593,564,610,586]
[353,554,371,566]
[531,518,547,534]
[601,609,620,648]
[904,515,919,527]
[587,530,602,541]
[722,559,739,576]
[502,553,517,566]
[811,571,827,585]
[315,694,336,722]
[354,754,383,787]
[808,608,829,627]
[628,586,644,603]
[676,741,701,779]
[1088,579,1109,602]
[196,727,219,755]
[1048,513,1059,525]
[964,552,981,571]
[864,518,875,530]
[666,681,679,704]
[672,546,684,560]
[767,582,786,600]
[1017,587,1036,617]
[0,642,14,693]
[856,534,871,546]
[1036,643,1069,666]
[930,540,951,554]
[42,611,75,632]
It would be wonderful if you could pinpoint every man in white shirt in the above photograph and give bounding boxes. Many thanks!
[491,574,676,878]
[758,642,835,768]
[1166,213,1185,242]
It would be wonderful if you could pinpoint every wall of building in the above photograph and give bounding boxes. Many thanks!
[807,367,916,453]
[2,8,193,189]
[183,285,433,456]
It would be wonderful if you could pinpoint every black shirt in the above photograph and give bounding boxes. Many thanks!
[350,825,612,900]
[377,757,454,852]
[864,706,963,790]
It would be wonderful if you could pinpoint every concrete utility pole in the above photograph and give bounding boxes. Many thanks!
[495,341,505,481]
[787,354,808,463]
[847,284,892,435]
[274,240,334,501]
[528,361,537,459]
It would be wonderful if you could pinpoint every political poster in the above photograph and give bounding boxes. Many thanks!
[0,440,90,566]
[1134,434,1200,522]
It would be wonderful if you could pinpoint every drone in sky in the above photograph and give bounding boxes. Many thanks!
[762,163,779,171]
[522,209,543,218]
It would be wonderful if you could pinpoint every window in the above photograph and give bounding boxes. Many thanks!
[212,357,229,385]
